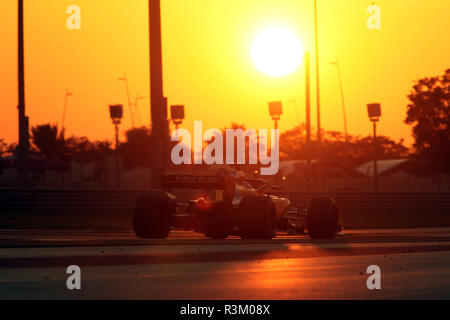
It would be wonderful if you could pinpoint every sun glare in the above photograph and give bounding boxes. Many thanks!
[251,27,303,77]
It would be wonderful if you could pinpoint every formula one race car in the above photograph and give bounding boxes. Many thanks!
[132,174,340,240]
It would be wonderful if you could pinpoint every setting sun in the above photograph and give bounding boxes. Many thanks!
[251,27,303,77]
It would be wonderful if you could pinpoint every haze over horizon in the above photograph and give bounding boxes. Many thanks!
[1,0,449,146]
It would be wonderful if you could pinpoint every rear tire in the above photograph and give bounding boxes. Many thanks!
[204,201,232,239]
[238,196,276,239]
[307,197,339,239]
[132,192,174,239]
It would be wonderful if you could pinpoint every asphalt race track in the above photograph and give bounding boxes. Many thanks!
[1,228,450,299]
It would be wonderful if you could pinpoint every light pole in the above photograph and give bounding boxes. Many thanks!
[275,52,312,190]
[331,58,349,168]
[149,0,169,189]
[109,105,123,190]
[170,105,185,132]
[330,58,348,143]
[367,103,381,192]
[268,101,283,130]
[285,53,313,190]
[118,74,136,128]
[60,89,72,136]
[304,52,312,191]
[17,0,30,185]
[314,0,323,191]
[268,101,282,185]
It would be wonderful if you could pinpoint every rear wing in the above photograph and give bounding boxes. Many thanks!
[162,175,235,198]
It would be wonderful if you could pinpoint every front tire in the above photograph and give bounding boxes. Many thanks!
[132,192,174,239]
[238,195,276,239]
[307,197,339,239]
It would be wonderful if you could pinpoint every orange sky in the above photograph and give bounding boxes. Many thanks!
[1,0,449,146]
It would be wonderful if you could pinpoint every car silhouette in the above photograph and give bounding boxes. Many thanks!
[132,174,340,240]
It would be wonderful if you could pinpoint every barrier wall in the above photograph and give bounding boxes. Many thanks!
[1,189,449,229]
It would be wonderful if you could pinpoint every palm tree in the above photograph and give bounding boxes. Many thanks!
[31,124,65,159]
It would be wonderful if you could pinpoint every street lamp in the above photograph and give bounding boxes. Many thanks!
[118,74,135,128]
[170,105,185,130]
[171,105,185,141]
[60,89,73,137]
[331,58,349,168]
[367,103,382,192]
[268,101,283,130]
[330,58,348,143]
[109,104,123,190]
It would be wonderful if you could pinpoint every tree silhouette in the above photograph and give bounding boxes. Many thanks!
[405,69,450,172]
[280,125,409,166]
[30,123,112,163]
[63,136,112,163]
[31,124,65,159]
[120,126,153,168]
[0,139,7,157]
